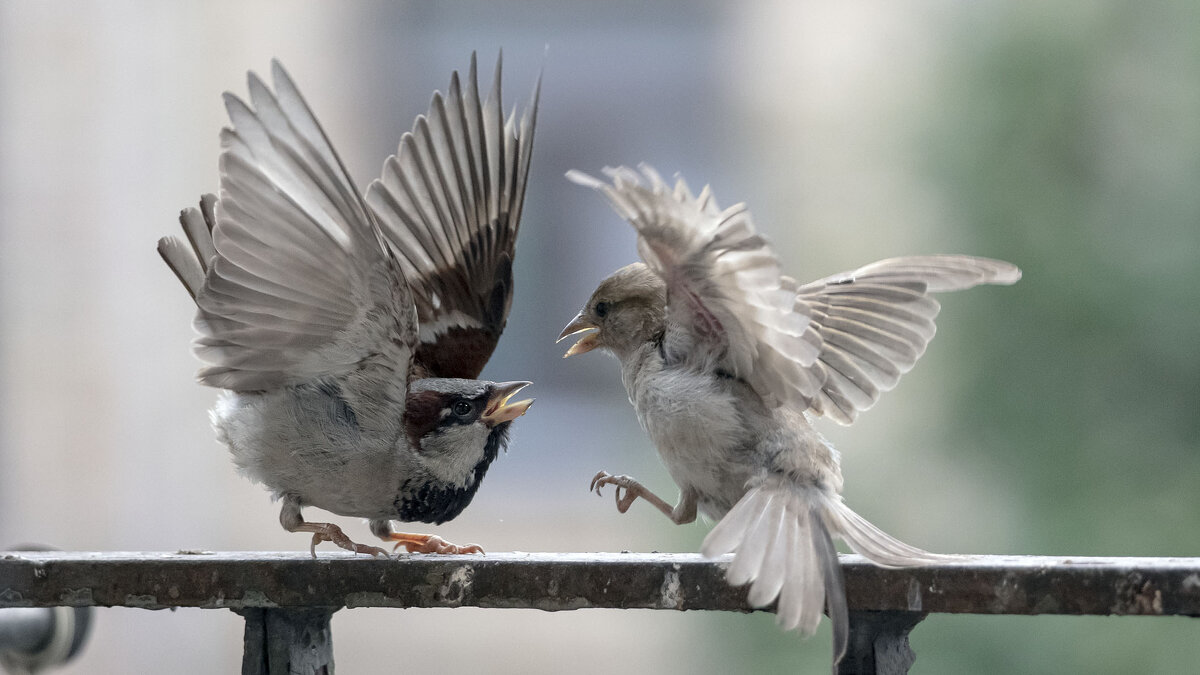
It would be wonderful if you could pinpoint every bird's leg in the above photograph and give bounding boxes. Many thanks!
[279,496,389,559]
[368,519,484,554]
[590,470,698,525]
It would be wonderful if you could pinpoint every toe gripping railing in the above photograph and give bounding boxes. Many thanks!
[1,551,1198,674]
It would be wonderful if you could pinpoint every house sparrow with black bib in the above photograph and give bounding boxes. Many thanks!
[158,54,538,557]
[558,165,1019,666]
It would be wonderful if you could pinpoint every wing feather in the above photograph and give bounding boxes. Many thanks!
[567,165,817,406]
[797,255,1020,423]
[164,61,417,395]
[570,166,1020,421]
[365,52,540,378]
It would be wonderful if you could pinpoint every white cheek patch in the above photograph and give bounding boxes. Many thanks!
[419,423,490,484]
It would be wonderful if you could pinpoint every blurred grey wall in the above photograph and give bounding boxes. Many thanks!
[1,2,1197,673]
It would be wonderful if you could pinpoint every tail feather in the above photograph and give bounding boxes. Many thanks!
[726,492,783,586]
[701,477,847,661]
[822,496,949,567]
[775,504,823,634]
[701,476,942,670]
[702,485,770,556]
[743,496,790,605]
[813,513,849,665]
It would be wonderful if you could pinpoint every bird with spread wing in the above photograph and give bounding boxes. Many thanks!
[158,53,538,557]
[559,165,1019,666]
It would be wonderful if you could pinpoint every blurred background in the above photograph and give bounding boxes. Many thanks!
[2,1,1198,673]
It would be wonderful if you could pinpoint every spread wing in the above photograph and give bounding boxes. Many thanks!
[790,255,1021,424]
[567,165,819,405]
[365,52,541,379]
[568,165,1020,423]
[165,60,417,396]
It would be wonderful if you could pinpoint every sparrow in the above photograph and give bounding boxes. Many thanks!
[157,53,538,558]
[558,165,1020,665]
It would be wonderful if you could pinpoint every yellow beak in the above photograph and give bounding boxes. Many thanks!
[481,381,534,425]
[556,312,600,358]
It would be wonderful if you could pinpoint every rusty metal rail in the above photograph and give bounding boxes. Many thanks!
[1,551,1198,674]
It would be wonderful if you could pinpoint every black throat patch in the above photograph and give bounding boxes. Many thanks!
[393,422,511,524]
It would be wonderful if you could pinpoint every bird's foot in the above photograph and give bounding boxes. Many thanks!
[590,470,646,514]
[301,522,391,559]
[386,532,484,555]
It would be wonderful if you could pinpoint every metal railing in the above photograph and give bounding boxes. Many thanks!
[1,551,1198,674]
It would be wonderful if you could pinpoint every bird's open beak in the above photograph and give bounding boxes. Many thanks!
[482,381,534,425]
[557,312,600,358]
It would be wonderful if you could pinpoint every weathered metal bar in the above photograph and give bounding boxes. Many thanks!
[237,607,335,675]
[0,551,1198,617]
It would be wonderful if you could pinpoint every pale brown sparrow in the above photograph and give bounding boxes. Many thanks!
[559,165,1019,665]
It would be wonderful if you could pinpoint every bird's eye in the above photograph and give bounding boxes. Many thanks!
[452,400,473,418]
[594,301,609,318]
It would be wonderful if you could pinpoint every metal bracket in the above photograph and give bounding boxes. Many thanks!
[839,610,926,675]
[237,607,335,675]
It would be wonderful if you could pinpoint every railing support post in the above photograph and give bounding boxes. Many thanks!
[838,610,926,675]
[236,607,337,675]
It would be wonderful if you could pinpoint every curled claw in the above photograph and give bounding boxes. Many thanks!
[591,470,614,495]
[356,544,392,559]
[590,471,643,514]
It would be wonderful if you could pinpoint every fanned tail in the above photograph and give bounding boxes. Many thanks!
[701,476,944,671]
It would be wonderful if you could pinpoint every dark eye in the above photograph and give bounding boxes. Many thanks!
[452,400,473,418]
[594,301,610,318]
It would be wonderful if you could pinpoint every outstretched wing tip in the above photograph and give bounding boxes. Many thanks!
[795,253,1021,423]
[364,53,540,377]
[993,260,1022,284]
[565,168,604,189]
[185,55,418,392]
